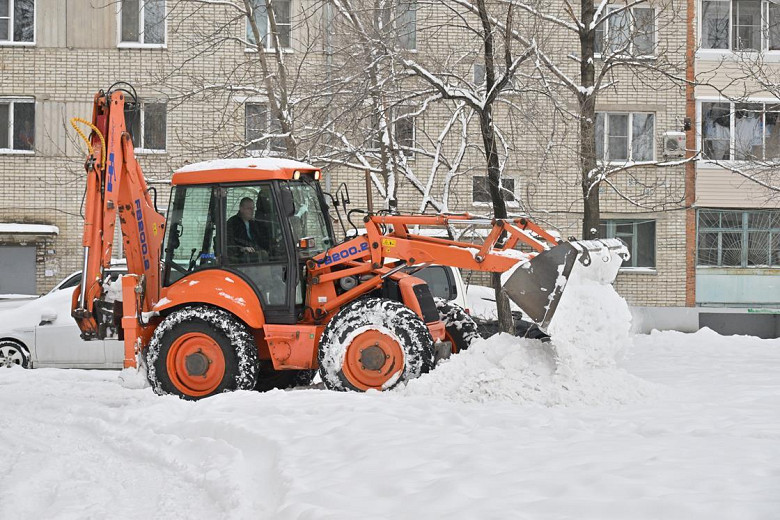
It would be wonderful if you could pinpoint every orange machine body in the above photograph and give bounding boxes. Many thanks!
[72,87,558,377]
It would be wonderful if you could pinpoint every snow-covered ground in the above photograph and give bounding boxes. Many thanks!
[2,275,779,519]
[1,328,779,519]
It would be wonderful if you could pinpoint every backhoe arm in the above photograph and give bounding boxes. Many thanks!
[72,89,165,340]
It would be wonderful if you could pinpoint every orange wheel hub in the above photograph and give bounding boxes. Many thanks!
[342,329,404,391]
[166,332,226,397]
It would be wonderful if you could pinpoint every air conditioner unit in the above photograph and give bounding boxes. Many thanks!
[663,131,686,158]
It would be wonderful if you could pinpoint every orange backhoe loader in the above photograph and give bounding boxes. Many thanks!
[71,84,628,399]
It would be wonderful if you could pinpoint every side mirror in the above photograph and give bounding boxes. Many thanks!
[39,309,58,325]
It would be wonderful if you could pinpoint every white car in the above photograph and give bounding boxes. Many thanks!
[0,267,127,369]
[0,285,125,369]
[0,265,471,369]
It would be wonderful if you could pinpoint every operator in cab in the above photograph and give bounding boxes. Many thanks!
[227,197,269,263]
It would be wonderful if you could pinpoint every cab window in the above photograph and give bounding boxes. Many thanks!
[163,186,220,286]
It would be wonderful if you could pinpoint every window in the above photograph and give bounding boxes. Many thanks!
[595,5,656,56]
[125,102,166,151]
[599,219,656,268]
[246,103,285,154]
[0,99,34,152]
[472,176,516,204]
[0,0,34,44]
[247,0,291,50]
[370,109,415,157]
[120,0,165,45]
[396,0,416,50]
[701,101,780,161]
[701,0,780,50]
[698,209,780,266]
[595,112,655,162]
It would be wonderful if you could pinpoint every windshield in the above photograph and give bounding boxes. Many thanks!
[287,180,334,256]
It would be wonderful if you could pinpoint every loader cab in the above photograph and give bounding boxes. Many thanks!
[161,159,335,324]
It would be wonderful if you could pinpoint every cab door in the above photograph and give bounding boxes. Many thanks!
[222,183,299,324]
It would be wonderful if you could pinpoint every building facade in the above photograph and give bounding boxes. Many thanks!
[2,0,773,335]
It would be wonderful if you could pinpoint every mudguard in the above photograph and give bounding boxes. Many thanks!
[154,269,265,329]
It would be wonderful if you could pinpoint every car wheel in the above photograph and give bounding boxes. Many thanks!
[0,340,30,368]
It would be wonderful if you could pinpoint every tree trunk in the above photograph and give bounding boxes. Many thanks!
[479,109,514,334]
[580,0,599,240]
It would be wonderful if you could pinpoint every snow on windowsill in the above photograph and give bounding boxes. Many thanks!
[135,148,167,155]
[244,47,293,54]
[0,41,35,47]
[117,42,167,50]
[618,267,656,274]
[0,149,34,155]
[0,223,59,235]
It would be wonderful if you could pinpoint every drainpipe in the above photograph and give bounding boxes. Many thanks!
[685,0,697,307]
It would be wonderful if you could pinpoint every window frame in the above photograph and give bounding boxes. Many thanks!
[600,218,657,269]
[245,102,286,156]
[117,0,167,49]
[471,175,518,207]
[245,0,293,53]
[126,101,167,153]
[697,209,780,267]
[0,97,35,154]
[698,0,780,53]
[594,4,657,58]
[595,111,656,164]
[698,98,780,162]
[0,0,35,46]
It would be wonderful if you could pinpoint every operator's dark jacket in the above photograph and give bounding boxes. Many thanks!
[226,214,270,258]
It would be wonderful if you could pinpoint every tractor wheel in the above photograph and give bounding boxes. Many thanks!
[0,340,30,368]
[318,298,435,392]
[146,305,259,400]
[254,362,316,392]
[435,299,481,354]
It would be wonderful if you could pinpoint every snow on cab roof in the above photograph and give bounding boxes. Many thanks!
[176,157,317,173]
[172,157,321,185]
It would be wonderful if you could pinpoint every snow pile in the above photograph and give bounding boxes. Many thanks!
[118,366,150,389]
[405,272,654,406]
[546,274,633,374]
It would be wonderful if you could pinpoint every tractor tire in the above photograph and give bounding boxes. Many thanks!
[254,362,316,392]
[435,299,481,354]
[146,305,259,400]
[318,298,435,392]
[0,340,30,368]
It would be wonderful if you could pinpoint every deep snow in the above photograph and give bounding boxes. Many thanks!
[2,328,779,519]
[2,277,780,519]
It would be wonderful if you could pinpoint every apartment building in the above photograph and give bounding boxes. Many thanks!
[6,0,764,335]
[691,0,780,336]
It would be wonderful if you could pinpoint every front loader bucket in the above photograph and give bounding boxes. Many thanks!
[501,239,628,331]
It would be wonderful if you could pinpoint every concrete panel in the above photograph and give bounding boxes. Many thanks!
[696,167,780,208]
[38,0,66,47]
[630,306,700,334]
[699,312,780,339]
[696,268,780,305]
[66,0,116,49]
